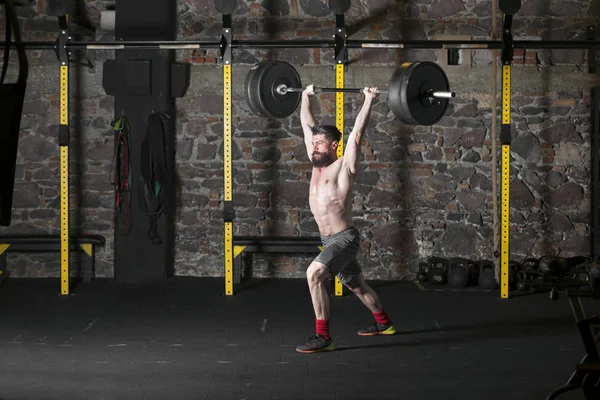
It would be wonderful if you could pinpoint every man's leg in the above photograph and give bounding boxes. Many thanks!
[344,272,382,313]
[296,261,335,353]
[343,272,396,336]
[307,261,332,320]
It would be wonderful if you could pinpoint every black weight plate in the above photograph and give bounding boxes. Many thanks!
[245,61,270,117]
[259,61,302,119]
[388,62,450,126]
[245,61,302,119]
[388,63,419,125]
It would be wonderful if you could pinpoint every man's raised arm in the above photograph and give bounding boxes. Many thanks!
[301,85,317,160]
[343,87,377,175]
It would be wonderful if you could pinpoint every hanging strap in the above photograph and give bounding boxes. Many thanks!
[140,112,171,244]
[111,115,132,235]
[1,1,12,85]
[0,0,29,227]
[1,0,27,86]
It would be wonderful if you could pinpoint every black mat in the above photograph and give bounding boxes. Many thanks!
[0,277,597,400]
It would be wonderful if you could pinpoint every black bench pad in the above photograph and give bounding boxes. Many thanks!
[233,236,321,253]
[0,234,106,282]
[0,234,105,246]
[232,237,322,285]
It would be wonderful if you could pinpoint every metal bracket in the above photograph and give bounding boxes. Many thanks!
[501,14,514,65]
[57,16,70,148]
[56,16,70,65]
[334,14,348,68]
[220,14,232,65]
[54,16,96,70]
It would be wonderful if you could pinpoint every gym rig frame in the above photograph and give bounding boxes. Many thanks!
[1,2,600,298]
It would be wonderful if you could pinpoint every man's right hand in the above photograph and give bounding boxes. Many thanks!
[303,84,315,97]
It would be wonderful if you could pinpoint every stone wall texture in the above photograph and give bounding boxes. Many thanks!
[2,0,600,280]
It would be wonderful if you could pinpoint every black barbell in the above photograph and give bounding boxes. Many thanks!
[275,84,455,99]
[244,60,456,125]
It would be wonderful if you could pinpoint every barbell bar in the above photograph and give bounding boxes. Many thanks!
[276,84,456,100]
[245,60,454,125]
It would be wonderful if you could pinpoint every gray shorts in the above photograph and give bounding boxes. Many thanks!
[314,226,362,284]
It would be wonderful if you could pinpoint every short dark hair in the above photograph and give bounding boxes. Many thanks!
[311,125,341,143]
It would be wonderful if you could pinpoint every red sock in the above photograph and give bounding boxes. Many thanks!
[316,319,330,339]
[373,309,390,325]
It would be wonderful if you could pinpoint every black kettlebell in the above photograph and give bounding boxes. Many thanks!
[520,257,539,271]
[468,260,480,281]
[507,260,523,289]
[539,255,569,277]
[516,279,528,291]
[426,257,448,285]
[448,257,471,288]
[416,261,429,282]
[478,260,498,290]
[516,257,542,291]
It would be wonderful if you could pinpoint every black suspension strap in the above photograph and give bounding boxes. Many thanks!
[1,0,12,85]
[0,0,28,226]
[111,115,132,235]
[140,112,171,245]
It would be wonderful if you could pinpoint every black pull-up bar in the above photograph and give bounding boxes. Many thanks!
[2,39,600,51]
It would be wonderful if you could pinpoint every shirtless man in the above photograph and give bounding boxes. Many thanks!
[296,85,395,354]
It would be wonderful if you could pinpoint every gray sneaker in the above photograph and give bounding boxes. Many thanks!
[296,334,334,353]
[357,322,396,336]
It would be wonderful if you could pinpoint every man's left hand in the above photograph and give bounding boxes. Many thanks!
[363,87,377,100]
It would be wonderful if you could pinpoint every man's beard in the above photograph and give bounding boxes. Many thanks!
[311,151,333,168]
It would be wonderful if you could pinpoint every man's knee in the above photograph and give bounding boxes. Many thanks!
[344,276,361,291]
[306,262,331,284]
[344,274,367,293]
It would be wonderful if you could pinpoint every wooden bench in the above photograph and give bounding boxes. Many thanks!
[0,234,106,282]
[233,236,322,284]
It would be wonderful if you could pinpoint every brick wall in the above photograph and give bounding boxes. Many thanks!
[0,0,598,280]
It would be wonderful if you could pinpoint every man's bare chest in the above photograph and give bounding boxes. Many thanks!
[310,170,339,193]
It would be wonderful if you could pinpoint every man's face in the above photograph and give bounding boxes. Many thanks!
[311,134,337,168]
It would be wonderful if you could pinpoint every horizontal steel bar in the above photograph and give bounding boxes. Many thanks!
[514,40,600,49]
[232,39,334,48]
[319,87,366,93]
[279,85,456,99]
[0,39,329,50]
[0,40,222,50]
[70,40,221,50]
[3,39,600,51]
[350,39,600,49]
[314,88,457,99]
[280,86,386,94]
[348,40,505,49]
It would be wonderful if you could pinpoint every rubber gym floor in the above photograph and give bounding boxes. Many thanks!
[0,277,597,400]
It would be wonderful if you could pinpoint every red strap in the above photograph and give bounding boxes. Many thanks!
[113,129,131,234]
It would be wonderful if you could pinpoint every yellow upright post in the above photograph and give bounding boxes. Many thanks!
[500,65,511,299]
[499,13,514,299]
[221,20,234,295]
[223,62,233,296]
[334,63,344,297]
[57,16,70,295]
